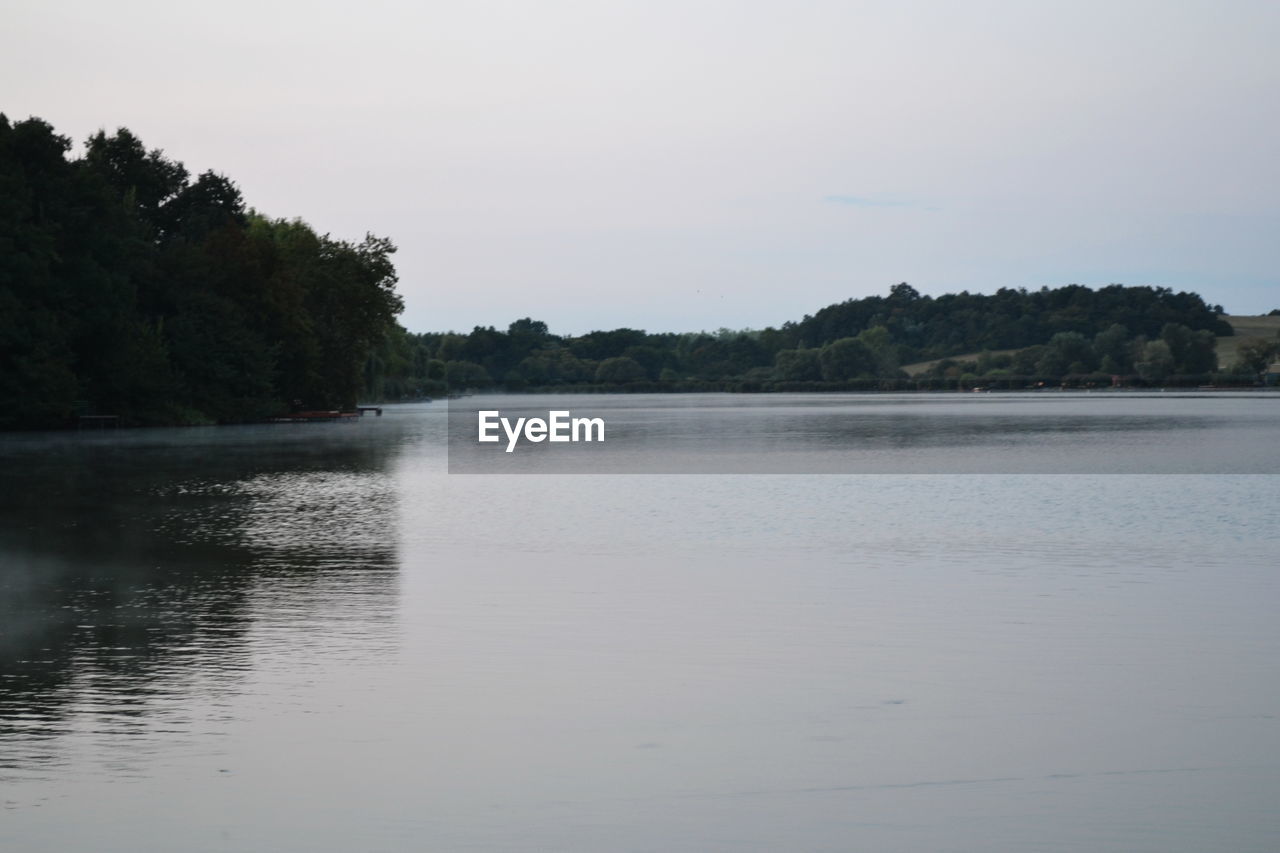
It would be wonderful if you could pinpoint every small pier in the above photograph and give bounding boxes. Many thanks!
[269,406,383,423]
[78,415,120,429]
[270,410,360,423]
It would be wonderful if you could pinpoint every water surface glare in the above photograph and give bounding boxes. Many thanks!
[2,395,1278,852]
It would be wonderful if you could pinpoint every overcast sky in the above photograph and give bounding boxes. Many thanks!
[4,0,1277,333]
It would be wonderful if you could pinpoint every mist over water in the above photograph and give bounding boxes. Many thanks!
[3,396,1279,852]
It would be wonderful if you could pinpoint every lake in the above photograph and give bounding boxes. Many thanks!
[3,393,1279,852]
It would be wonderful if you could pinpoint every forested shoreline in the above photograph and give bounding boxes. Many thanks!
[1,115,402,428]
[378,284,1275,398]
[4,116,1278,430]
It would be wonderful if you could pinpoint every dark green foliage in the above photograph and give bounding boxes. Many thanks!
[789,282,1224,362]
[594,356,647,384]
[1035,332,1096,376]
[921,320,1223,386]
[1230,339,1278,375]
[773,348,822,381]
[0,115,402,427]
[1092,324,1132,373]
[392,282,1240,394]
[1135,340,1175,381]
[819,338,876,381]
[444,360,492,388]
[1160,323,1217,374]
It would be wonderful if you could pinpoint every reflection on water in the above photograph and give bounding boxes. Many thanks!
[0,420,410,783]
[162,470,398,560]
[2,397,1279,852]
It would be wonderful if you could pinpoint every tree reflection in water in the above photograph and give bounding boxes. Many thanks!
[0,423,405,781]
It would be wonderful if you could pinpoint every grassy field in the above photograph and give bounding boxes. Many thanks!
[899,315,1280,376]
[1216,315,1280,368]
[901,349,1018,377]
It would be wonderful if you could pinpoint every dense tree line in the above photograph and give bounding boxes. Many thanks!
[1,115,401,428]
[792,282,1230,355]
[919,322,1222,385]
[4,114,1267,426]
[375,284,1255,397]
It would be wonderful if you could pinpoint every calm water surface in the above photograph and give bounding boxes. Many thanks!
[2,394,1279,852]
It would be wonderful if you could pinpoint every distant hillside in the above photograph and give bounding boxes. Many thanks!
[902,316,1278,377]
[788,283,1228,362]
[1215,315,1280,368]
[371,283,1244,396]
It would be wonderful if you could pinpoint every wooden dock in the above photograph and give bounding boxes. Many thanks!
[269,407,383,423]
[270,410,360,423]
[78,415,120,429]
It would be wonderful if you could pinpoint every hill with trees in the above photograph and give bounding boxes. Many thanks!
[377,284,1265,396]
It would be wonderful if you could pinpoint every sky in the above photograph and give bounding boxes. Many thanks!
[3,0,1278,334]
